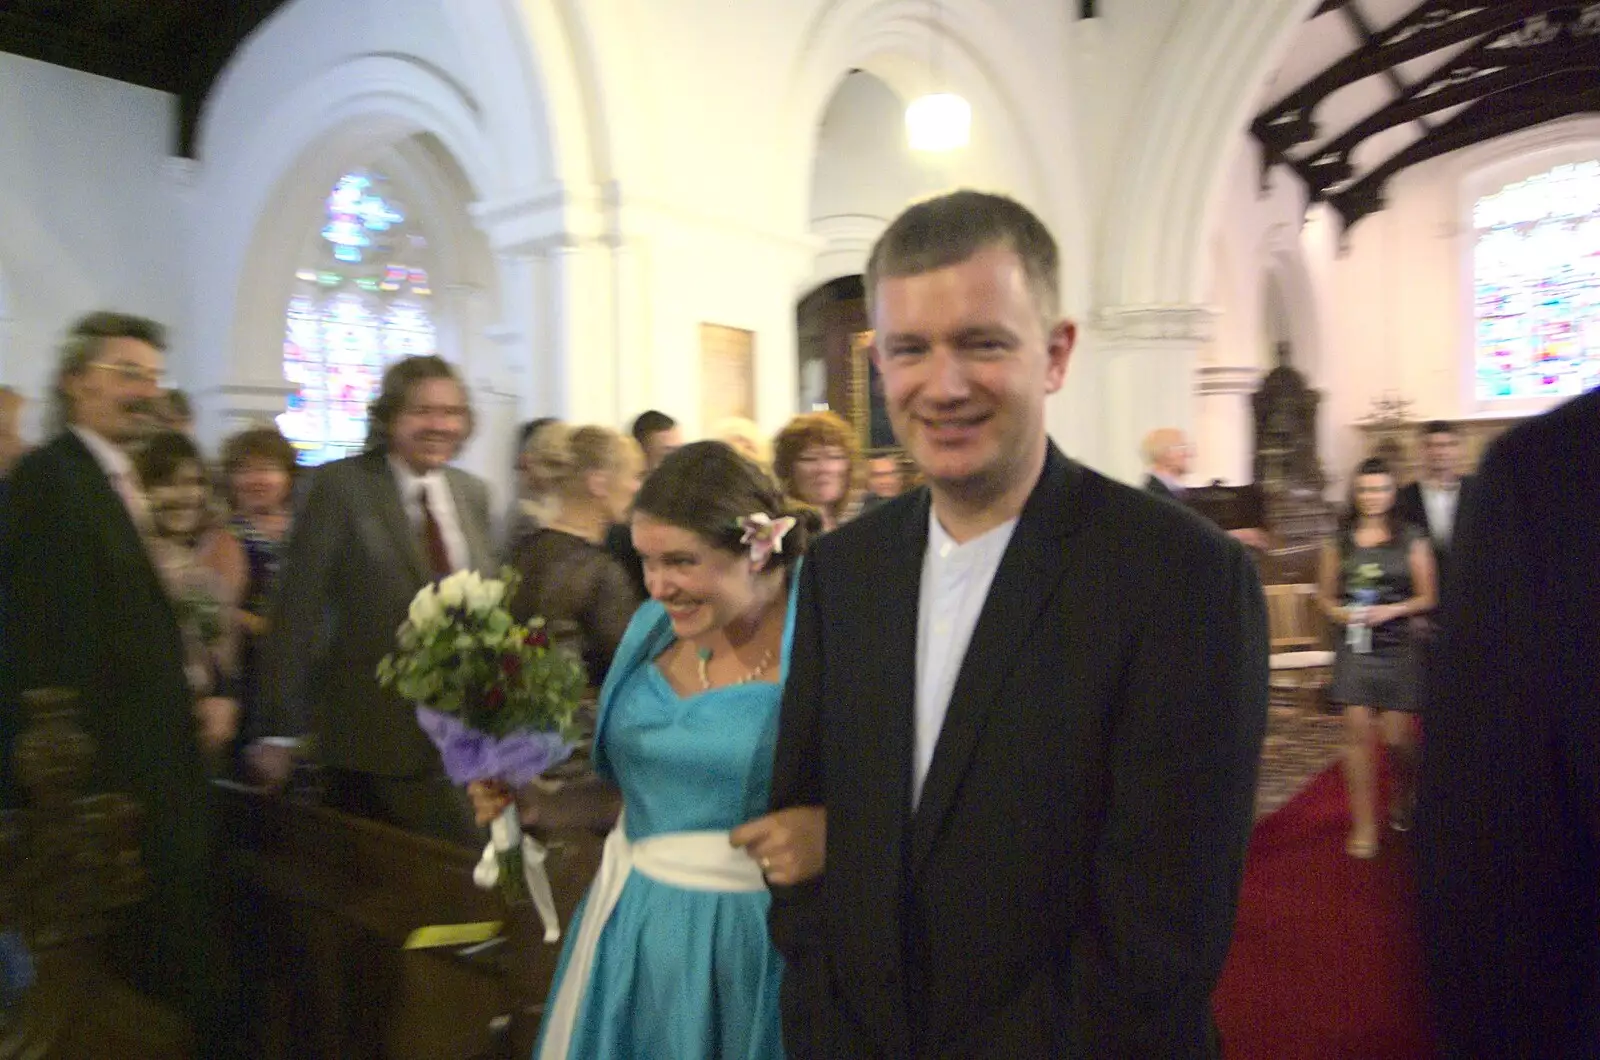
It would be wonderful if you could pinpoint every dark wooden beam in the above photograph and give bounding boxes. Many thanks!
[1330,71,1600,229]
[0,9,187,93]
[1258,1,1565,146]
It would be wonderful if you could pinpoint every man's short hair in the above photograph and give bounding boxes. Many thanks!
[52,311,167,432]
[1419,420,1457,437]
[365,355,474,452]
[630,410,678,449]
[865,190,1060,322]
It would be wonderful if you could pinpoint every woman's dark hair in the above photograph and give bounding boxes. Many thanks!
[135,430,204,488]
[1339,456,1400,543]
[633,441,818,573]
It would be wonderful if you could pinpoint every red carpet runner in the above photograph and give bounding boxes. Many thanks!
[1212,764,1437,1059]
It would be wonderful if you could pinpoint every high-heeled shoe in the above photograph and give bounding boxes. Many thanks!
[1346,833,1379,859]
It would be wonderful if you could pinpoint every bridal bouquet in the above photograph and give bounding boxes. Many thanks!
[378,569,584,935]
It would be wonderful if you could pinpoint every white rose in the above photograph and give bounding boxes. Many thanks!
[408,585,443,628]
[436,572,468,609]
[465,573,505,614]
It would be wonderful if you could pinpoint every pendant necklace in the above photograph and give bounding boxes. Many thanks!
[696,644,775,691]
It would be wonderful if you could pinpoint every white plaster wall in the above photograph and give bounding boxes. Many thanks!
[1305,116,1600,486]
[0,53,181,439]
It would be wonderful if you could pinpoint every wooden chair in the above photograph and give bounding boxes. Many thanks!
[1264,583,1334,713]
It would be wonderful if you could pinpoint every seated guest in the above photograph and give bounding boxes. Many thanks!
[221,426,296,758]
[1142,427,1270,549]
[507,424,644,688]
[773,411,863,533]
[1141,427,1192,499]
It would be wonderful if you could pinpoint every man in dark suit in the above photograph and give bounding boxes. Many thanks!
[251,355,493,844]
[1394,419,1473,586]
[1416,387,1600,1058]
[767,191,1269,1058]
[0,312,239,1056]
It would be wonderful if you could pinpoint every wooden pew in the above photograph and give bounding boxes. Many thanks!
[216,781,602,1060]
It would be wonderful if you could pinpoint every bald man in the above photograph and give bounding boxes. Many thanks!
[1141,428,1192,500]
[1142,429,1269,550]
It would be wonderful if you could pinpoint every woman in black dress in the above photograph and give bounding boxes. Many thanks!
[1318,457,1437,859]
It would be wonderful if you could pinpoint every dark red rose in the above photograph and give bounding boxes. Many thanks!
[501,654,523,677]
[485,685,505,710]
[526,628,550,650]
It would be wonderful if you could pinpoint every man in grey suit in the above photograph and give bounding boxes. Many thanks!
[251,355,493,844]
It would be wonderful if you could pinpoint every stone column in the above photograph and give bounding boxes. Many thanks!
[1096,305,1216,484]
[1194,365,1261,485]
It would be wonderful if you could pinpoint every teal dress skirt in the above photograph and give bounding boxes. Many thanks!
[532,587,796,1060]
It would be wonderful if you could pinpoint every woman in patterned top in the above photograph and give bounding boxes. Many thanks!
[221,426,296,759]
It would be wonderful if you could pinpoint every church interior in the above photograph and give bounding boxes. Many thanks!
[2,0,1597,1057]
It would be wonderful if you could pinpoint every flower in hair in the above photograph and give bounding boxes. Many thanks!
[739,512,798,568]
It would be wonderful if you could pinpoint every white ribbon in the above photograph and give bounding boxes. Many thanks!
[537,811,765,1060]
[473,804,562,943]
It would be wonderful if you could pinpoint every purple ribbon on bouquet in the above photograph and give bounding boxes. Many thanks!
[415,707,573,787]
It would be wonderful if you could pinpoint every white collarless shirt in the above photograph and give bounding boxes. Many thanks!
[389,455,469,572]
[913,506,1018,808]
[1420,482,1461,547]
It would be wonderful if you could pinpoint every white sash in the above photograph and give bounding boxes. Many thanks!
[537,812,766,1060]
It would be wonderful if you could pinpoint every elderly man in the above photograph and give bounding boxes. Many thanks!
[0,312,239,1056]
[254,354,493,844]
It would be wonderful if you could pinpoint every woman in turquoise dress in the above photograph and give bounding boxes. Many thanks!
[486,442,825,1060]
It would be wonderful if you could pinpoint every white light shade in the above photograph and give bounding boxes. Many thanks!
[905,93,971,152]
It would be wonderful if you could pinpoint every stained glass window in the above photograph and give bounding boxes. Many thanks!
[278,170,438,465]
[1472,161,1600,403]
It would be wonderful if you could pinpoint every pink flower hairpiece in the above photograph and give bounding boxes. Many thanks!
[739,512,798,568]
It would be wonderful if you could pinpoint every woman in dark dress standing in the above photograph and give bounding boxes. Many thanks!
[1318,457,1437,859]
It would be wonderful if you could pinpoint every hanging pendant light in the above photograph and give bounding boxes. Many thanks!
[905,0,970,151]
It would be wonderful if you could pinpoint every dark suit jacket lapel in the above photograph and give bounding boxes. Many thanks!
[59,433,154,575]
[447,470,491,571]
[872,490,928,870]
[909,445,1081,878]
[364,451,430,584]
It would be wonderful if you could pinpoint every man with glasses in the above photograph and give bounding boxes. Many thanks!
[0,311,241,1056]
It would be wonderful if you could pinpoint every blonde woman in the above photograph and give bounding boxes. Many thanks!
[506,424,645,687]
[711,415,772,469]
[773,410,864,533]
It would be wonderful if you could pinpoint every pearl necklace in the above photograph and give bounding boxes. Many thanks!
[695,644,776,691]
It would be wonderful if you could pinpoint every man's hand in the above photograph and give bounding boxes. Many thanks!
[244,740,295,791]
[1228,527,1271,551]
[730,806,826,887]
[195,696,239,753]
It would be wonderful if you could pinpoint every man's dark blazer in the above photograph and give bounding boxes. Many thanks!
[769,444,1269,1059]
[0,431,220,1032]
[260,448,493,778]
[1143,472,1179,500]
[1416,388,1600,1059]
[1395,476,1474,586]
